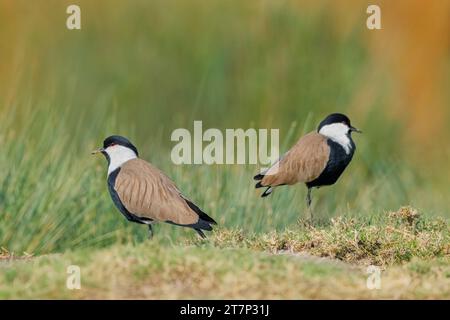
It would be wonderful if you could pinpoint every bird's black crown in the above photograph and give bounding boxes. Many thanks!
[103,135,139,156]
[317,113,352,131]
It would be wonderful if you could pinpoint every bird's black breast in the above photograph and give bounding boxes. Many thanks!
[107,168,149,224]
[306,138,355,188]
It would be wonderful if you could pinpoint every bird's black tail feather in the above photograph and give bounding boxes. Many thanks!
[254,173,274,197]
[185,199,217,225]
[254,173,265,181]
[261,187,273,197]
[182,198,217,238]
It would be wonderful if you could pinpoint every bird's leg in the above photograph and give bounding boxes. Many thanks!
[148,224,154,240]
[306,187,313,224]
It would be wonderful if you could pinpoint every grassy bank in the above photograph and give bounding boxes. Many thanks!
[1,240,448,300]
[1,208,449,299]
[3,246,449,299]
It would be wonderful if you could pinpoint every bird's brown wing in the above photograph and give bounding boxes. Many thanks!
[114,158,199,225]
[260,132,330,186]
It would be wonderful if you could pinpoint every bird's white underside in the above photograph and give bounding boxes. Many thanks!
[319,123,352,154]
[106,145,137,175]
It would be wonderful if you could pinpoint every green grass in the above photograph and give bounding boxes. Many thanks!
[1,207,448,299]
[1,225,449,299]
[0,0,449,299]
[1,103,448,254]
[191,207,450,266]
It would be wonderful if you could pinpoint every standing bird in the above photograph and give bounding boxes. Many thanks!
[254,113,361,221]
[92,135,216,238]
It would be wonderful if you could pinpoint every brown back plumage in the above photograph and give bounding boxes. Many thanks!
[259,132,330,187]
[114,158,203,226]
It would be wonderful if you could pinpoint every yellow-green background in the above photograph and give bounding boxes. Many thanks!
[0,0,449,253]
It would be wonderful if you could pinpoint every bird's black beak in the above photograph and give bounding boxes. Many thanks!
[350,126,362,133]
[91,147,105,155]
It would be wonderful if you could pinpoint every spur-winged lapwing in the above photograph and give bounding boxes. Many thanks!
[92,135,216,238]
[254,113,361,221]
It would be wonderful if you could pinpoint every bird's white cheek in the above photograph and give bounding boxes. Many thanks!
[319,123,352,154]
[106,146,137,175]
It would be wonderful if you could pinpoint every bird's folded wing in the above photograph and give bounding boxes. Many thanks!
[114,159,199,225]
[262,132,330,186]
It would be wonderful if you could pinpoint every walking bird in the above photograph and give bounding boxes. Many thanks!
[92,135,216,238]
[254,113,361,221]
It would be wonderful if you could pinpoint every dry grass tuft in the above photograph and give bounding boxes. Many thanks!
[388,206,420,226]
[193,207,449,266]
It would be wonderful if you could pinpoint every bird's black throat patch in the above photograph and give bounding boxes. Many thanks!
[102,151,111,166]
[306,137,355,188]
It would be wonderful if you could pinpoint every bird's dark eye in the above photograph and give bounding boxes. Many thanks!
[109,143,116,147]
